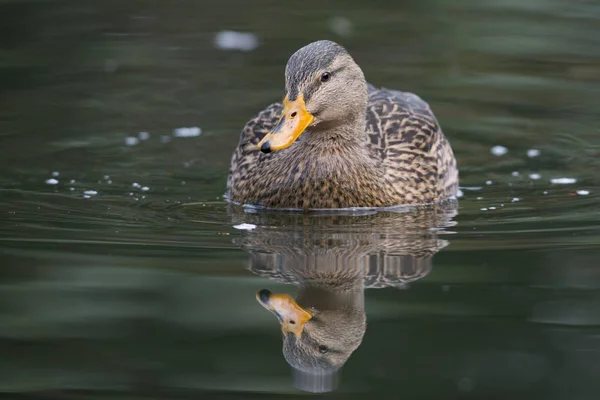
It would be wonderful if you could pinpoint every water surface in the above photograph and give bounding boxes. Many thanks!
[1,0,600,398]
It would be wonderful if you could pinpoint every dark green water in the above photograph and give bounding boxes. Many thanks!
[2,0,600,398]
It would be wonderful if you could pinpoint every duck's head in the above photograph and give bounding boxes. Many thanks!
[257,40,369,154]
[256,288,366,392]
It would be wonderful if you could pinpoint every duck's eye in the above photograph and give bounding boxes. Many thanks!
[318,345,329,354]
[320,72,331,82]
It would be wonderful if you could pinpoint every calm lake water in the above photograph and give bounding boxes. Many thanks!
[2,0,600,398]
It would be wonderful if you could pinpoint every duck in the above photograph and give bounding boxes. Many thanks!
[226,40,458,210]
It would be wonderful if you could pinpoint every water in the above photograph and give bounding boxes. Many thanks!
[2,0,600,398]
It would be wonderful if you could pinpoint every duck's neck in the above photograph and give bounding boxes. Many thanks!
[296,284,364,312]
[293,254,366,312]
[300,113,368,152]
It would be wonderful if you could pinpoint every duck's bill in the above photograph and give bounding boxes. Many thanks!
[256,289,313,337]
[256,95,314,153]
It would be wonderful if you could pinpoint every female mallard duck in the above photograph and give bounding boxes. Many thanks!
[226,40,458,209]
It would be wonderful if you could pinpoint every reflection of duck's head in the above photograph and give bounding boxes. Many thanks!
[256,282,366,392]
[257,288,365,370]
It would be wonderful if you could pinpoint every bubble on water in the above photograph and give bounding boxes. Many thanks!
[511,197,520,202]
[529,173,541,180]
[103,175,110,180]
[69,187,75,191]
[476,196,483,200]
[138,131,150,140]
[141,186,149,192]
[214,31,259,51]
[577,190,590,196]
[125,136,139,146]
[45,178,59,185]
[132,182,141,188]
[329,16,353,37]
[83,190,98,196]
[550,177,577,184]
[512,171,520,177]
[489,206,496,210]
[480,207,488,211]
[485,180,493,185]
[173,127,202,138]
[107,180,112,184]
[70,179,76,184]
[527,149,541,158]
[52,171,60,177]
[543,191,548,195]
[233,223,257,231]
[490,145,508,156]
[83,195,91,199]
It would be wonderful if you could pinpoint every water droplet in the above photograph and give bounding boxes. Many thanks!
[233,223,257,231]
[125,136,139,146]
[490,145,508,156]
[527,149,541,158]
[214,31,259,51]
[173,127,202,138]
[550,177,577,184]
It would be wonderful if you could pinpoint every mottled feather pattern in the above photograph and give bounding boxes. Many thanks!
[234,205,457,288]
[226,85,458,209]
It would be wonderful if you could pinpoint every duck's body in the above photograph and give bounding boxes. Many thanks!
[226,41,458,209]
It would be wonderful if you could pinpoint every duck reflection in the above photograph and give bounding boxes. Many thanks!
[232,204,457,393]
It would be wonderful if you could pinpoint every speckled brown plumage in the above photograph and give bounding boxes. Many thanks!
[226,41,458,209]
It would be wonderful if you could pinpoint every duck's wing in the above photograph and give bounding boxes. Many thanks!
[226,101,283,201]
[365,86,458,203]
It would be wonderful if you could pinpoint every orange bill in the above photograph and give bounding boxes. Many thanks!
[256,289,313,337]
[256,94,314,153]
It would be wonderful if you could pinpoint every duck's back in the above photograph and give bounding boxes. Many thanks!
[364,84,458,204]
[226,84,458,207]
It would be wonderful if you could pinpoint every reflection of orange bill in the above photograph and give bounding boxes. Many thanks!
[257,94,314,153]
[256,289,313,337]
